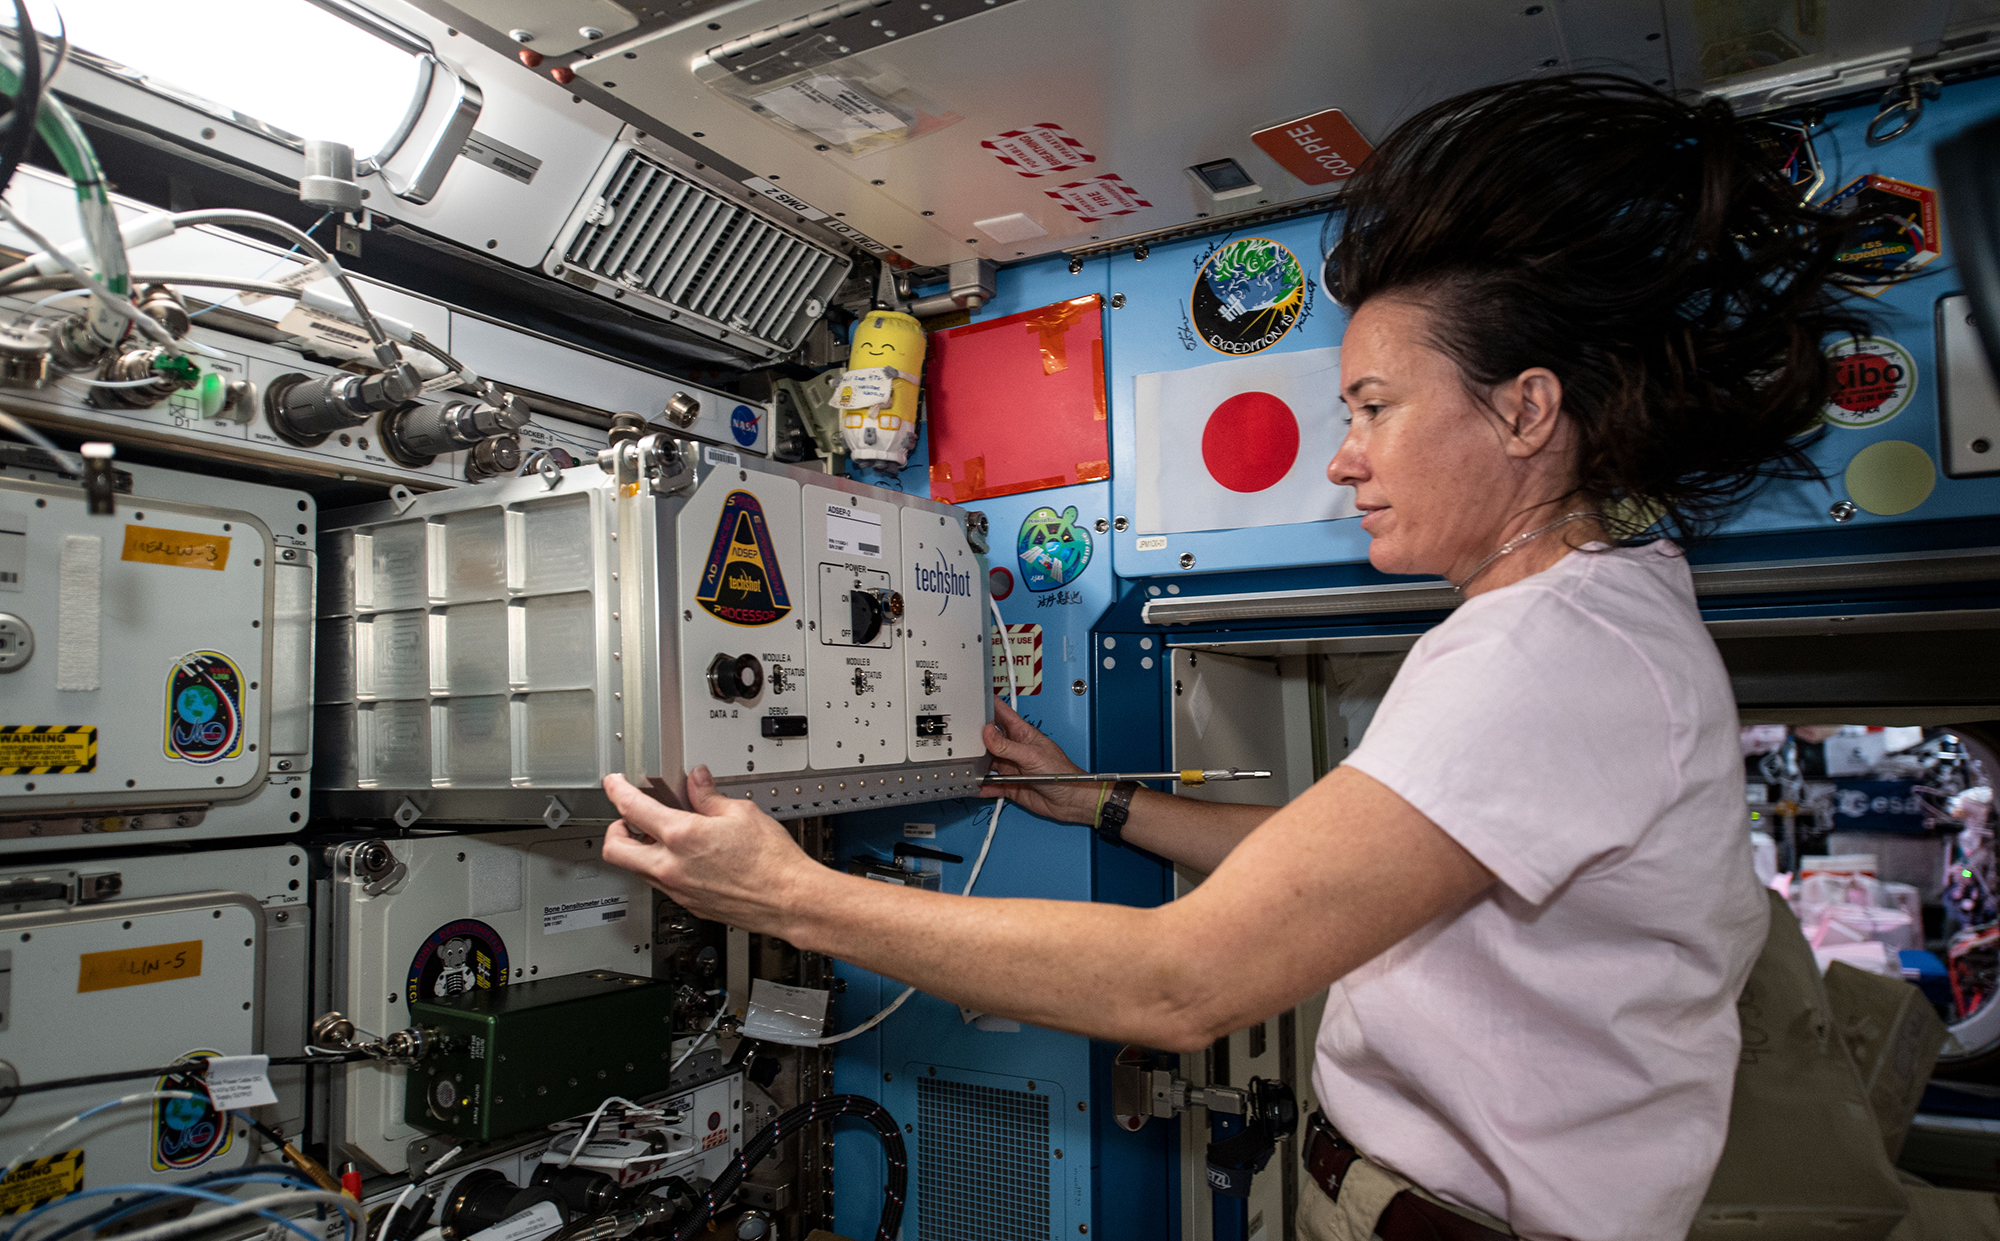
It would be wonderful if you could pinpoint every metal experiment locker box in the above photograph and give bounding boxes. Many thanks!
[0,843,311,1190]
[320,828,658,1174]
[313,439,992,825]
[0,459,313,851]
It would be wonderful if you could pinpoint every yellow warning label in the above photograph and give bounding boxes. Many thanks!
[78,939,204,993]
[120,525,230,571]
[0,1149,83,1215]
[0,725,96,775]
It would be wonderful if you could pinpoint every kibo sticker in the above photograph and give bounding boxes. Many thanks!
[1017,505,1092,592]
[696,490,792,626]
[1823,336,1917,429]
[163,652,245,764]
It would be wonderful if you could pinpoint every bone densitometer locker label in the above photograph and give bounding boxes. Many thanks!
[542,895,629,934]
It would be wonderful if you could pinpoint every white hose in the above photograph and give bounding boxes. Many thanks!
[811,592,1019,1046]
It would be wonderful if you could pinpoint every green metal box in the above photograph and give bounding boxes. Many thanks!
[405,970,673,1141]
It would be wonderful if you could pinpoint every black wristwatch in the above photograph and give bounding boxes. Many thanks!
[1096,781,1141,848]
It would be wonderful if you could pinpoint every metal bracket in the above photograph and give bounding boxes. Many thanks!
[544,795,572,830]
[393,796,423,827]
[639,434,692,496]
[387,484,418,515]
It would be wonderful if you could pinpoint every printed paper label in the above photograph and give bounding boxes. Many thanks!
[541,896,630,935]
[825,504,884,559]
[1135,536,1168,551]
[238,261,331,307]
[0,528,20,591]
[903,822,936,838]
[704,446,740,467]
[204,1055,279,1110]
[77,940,203,993]
[462,131,542,186]
[465,1201,564,1241]
[121,525,230,571]
[276,303,374,358]
[754,75,910,147]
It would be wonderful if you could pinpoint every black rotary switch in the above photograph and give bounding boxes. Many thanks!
[707,652,765,702]
[850,589,884,644]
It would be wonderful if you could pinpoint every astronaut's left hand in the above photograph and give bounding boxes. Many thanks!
[600,768,819,935]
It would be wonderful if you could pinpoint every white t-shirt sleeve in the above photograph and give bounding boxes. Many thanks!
[1344,588,1684,905]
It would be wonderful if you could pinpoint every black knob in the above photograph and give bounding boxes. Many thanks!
[707,653,764,702]
[850,588,884,644]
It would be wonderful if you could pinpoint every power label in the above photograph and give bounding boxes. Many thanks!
[0,725,96,774]
[0,1150,83,1214]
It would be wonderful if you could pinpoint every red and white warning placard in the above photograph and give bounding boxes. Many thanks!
[982,122,1096,177]
[990,623,1043,696]
[1043,174,1152,223]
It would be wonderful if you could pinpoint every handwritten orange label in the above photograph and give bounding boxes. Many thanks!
[77,939,204,992]
[121,526,230,571]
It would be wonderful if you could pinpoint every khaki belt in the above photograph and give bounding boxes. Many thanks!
[1304,1114,1512,1241]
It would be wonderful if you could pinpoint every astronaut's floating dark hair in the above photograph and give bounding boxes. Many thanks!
[1325,74,1876,540]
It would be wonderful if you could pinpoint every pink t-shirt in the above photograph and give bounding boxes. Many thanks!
[1328,541,1767,1241]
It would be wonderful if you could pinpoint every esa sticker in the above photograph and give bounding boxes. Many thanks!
[1017,505,1092,591]
[1192,237,1306,356]
[153,1053,233,1171]
[695,491,793,626]
[163,652,246,764]
[730,403,761,447]
[1823,336,1917,429]
[407,919,509,1004]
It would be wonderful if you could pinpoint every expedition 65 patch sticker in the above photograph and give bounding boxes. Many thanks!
[163,652,245,764]
[1823,336,1917,429]
[696,490,792,626]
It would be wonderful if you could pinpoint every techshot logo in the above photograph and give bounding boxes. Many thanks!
[911,552,972,615]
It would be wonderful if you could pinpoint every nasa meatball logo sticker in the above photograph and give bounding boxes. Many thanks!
[1017,505,1091,592]
[163,652,245,764]
[407,919,508,1004]
[1823,336,1917,429]
[695,490,792,626]
[729,403,761,447]
[1191,238,1306,356]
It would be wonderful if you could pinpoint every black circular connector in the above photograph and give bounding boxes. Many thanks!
[708,652,764,702]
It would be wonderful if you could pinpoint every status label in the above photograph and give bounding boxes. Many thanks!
[77,939,204,993]
[0,1149,83,1215]
[0,725,96,775]
[1251,109,1373,186]
[121,525,230,571]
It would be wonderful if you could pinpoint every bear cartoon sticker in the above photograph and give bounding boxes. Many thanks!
[407,919,508,1004]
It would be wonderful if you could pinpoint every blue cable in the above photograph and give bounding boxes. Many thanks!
[1,1181,331,1241]
[35,1172,330,1241]
[187,211,335,319]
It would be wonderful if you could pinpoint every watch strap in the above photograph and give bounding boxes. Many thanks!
[1096,780,1140,848]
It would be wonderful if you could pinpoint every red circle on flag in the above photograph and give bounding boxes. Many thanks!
[1201,392,1299,493]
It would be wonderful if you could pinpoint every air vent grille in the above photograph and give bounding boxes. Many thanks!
[561,147,842,354]
[916,1077,1051,1240]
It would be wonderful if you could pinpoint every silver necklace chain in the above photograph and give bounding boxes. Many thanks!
[1450,511,1598,593]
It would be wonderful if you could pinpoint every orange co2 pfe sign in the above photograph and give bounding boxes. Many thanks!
[1251,110,1372,186]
